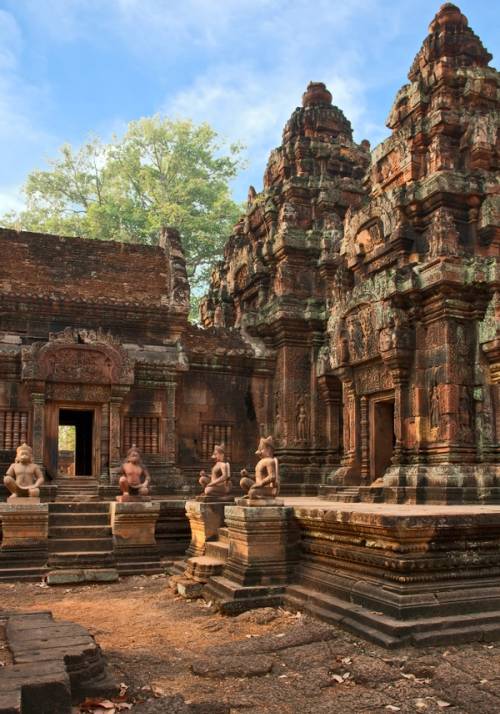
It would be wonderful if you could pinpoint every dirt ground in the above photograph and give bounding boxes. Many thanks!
[0,575,499,714]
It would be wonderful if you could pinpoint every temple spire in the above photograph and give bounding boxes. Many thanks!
[409,3,493,82]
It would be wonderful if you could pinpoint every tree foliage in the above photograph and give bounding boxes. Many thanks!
[2,117,244,304]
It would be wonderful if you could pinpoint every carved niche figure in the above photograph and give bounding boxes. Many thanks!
[198,444,232,500]
[240,436,279,500]
[279,202,298,230]
[117,445,151,502]
[428,208,461,257]
[4,444,44,502]
[296,397,308,443]
[379,319,394,353]
[429,385,440,435]
[459,386,474,442]
[335,319,350,365]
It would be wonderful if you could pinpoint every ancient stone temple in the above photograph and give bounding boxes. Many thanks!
[0,227,259,496]
[0,2,499,646]
[203,2,499,503]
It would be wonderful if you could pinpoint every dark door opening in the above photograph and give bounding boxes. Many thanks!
[372,400,395,480]
[58,409,93,476]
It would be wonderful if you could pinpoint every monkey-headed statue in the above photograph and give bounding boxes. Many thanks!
[239,436,283,505]
[198,443,233,501]
[4,443,44,504]
[116,445,151,502]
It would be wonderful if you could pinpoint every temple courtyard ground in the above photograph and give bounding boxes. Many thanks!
[0,576,499,713]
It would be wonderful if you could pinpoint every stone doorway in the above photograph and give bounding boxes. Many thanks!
[58,409,94,477]
[370,396,395,480]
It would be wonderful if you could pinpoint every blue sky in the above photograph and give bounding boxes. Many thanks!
[0,0,498,211]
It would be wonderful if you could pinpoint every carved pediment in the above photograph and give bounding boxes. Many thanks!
[21,328,134,385]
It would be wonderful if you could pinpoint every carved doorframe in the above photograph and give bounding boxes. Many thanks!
[45,401,102,479]
[369,390,395,481]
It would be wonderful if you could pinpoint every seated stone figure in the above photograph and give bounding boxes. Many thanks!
[198,443,232,499]
[240,436,279,500]
[4,443,44,501]
[117,445,151,502]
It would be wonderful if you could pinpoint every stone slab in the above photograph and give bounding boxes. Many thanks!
[6,496,40,505]
[46,568,119,585]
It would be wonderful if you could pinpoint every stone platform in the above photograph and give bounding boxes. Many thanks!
[282,499,500,648]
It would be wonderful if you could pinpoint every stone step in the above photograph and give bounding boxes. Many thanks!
[50,502,109,513]
[0,566,48,582]
[116,561,163,577]
[56,496,100,503]
[49,537,113,553]
[49,551,115,568]
[218,527,229,544]
[49,525,112,539]
[50,513,109,527]
[185,555,224,580]
[204,540,229,561]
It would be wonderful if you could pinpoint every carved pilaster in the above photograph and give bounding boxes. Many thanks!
[109,393,124,469]
[360,396,369,481]
[165,379,177,464]
[31,392,45,466]
[100,402,110,482]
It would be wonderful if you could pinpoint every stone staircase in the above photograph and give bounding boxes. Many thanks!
[48,503,115,570]
[172,527,229,597]
[56,478,99,502]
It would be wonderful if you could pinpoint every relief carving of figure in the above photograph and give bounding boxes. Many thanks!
[279,202,298,230]
[337,321,350,365]
[430,385,440,434]
[459,386,474,442]
[379,319,394,353]
[198,443,232,499]
[4,444,44,501]
[428,207,461,257]
[117,445,151,501]
[296,397,308,443]
[240,436,279,500]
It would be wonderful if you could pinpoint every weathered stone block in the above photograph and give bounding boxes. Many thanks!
[185,500,226,557]
[0,504,48,549]
[110,501,160,546]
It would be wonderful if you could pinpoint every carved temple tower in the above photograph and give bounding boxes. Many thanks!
[323,2,499,501]
[201,81,370,491]
[204,3,499,502]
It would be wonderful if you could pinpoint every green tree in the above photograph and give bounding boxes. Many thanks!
[2,117,244,310]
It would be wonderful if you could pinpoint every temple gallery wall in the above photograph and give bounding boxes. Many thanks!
[0,2,498,648]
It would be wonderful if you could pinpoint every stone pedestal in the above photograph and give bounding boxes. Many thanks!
[204,504,299,613]
[110,502,161,575]
[7,495,40,505]
[185,500,227,557]
[0,503,49,577]
[0,503,48,549]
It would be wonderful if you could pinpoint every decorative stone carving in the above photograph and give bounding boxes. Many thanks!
[198,443,232,501]
[239,436,281,503]
[4,444,44,503]
[116,445,151,502]
[21,328,134,385]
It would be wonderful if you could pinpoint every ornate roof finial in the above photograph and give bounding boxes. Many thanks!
[302,82,333,108]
